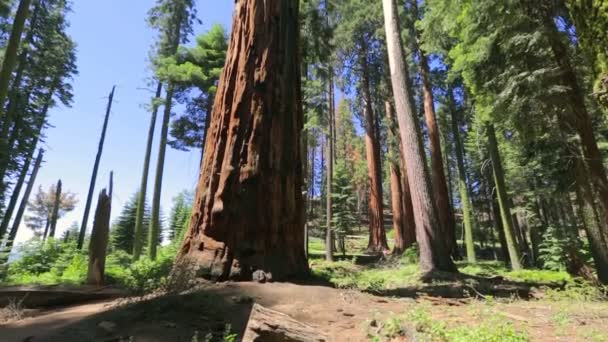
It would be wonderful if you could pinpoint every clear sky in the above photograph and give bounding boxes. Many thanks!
[14,1,234,243]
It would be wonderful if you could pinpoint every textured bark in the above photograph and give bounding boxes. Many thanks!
[448,89,475,262]
[390,162,406,254]
[0,0,32,121]
[385,101,415,253]
[174,0,308,282]
[78,86,115,249]
[149,83,175,260]
[382,0,456,273]
[486,123,522,270]
[87,189,111,285]
[2,149,43,260]
[413,19,456,256]
[359,42,388,254]
[48,179,61,239]
[243,304,328,342]
[133,82,162,260]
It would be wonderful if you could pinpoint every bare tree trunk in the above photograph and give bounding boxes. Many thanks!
[133,82,162,260]
[48,179,61,239]
[0,0,32,121]
[173,0,308,282]
[325,113,334,261]
[149,83,175,260]
[87,189,111,285]
[382,0,456,273]
[486,123,522,270]
[385,101,415,253]
[359,42,388,254]
[0,82,54,240]
[78,86,115,249]
[412,14,456,256]
[2,149,43,260]
[448,88,475,263]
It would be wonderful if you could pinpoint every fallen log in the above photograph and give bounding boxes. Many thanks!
[243,303,329,342]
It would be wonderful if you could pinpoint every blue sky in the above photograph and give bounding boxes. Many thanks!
[14,1,234,243]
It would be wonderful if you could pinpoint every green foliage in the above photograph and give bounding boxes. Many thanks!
[156,24,228,151]
[3,239,179,294]
[167,189,193,243]
[538,226,569,271]
[331,159,357,250]
[110,191,150,253]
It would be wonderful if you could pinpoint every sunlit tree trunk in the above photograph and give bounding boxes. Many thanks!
[174,0,308,282]
[325,74,335,261]
[411,10,456,256]
[133,82,162,260]
[448,88,475,263]
[382,0,456,273]
[359,41,388,254]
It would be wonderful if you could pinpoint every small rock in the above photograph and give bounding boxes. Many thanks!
[343,312,355,317]
[336,308,343,312]
[369,319,378,327]
[98,320,118,333]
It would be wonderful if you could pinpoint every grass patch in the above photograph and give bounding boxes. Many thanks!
[368,306,529,341]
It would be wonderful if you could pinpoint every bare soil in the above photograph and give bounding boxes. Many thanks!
[0,281,607,341]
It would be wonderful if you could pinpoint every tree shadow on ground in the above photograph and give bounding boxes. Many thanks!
[3,286,256,342]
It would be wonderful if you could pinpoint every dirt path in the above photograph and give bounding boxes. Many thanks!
[1,282,607,341]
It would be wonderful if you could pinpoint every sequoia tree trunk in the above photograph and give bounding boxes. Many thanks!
[359,41,388,254]
[413,14,456,257]
[385,101,415,253]
[87,189,111,285]
[173,0,308,282]
[382,0,456,273]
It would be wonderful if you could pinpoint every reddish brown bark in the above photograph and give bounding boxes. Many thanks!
[360,41,388,254]
[385,101,416,254]
[382,0,456,272]
[417,42,457,256]
[174,0,308,282]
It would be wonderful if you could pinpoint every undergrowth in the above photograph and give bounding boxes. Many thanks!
[1,239,178,293]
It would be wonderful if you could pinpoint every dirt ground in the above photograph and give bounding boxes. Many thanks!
[1,281,607,341]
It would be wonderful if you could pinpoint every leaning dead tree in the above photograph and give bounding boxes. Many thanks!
[174,0,308,282]
[78,86,115,249]
[87,188,111,285]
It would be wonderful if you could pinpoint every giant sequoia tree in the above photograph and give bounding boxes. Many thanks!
[174,0,308,281]
[382,0,456,273]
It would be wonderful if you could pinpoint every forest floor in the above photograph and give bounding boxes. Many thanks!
[1,279,607,341]
[1,235,608,341]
